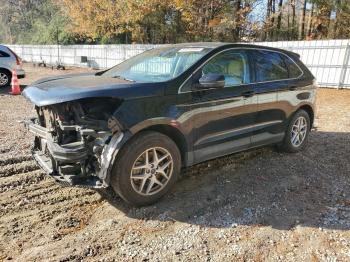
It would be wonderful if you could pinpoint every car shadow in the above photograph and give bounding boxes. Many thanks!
[0,85,27,95]
[99,130,350,231]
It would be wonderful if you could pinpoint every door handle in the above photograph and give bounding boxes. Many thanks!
[241,91,255,98]
[289,86,298,91]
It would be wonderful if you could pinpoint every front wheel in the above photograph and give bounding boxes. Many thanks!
[279,109,311,153]
[110,131,181,206]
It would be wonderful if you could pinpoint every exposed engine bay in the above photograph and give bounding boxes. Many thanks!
[24,98,124,187]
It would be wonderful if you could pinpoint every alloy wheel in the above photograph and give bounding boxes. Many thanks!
[130,147,173,196]
[291,116,308,147]
[0,73,9,86]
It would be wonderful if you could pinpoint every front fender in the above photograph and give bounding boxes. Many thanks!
[98,131,132,185]
[128,117,182,134]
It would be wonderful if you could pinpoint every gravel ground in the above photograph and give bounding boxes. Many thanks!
[0,63,349,261]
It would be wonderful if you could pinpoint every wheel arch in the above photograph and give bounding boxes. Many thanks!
[0,67,12,77]
[125,117,190,163]
[298,104,314,128]
[104,123,188,187]
[140,124,188,165]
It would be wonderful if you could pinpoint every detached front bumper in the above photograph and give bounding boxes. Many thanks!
[31,150,102,188]
[23,118,124,188]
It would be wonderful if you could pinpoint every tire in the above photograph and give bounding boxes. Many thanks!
[279,109,311,153]
[0,69,11,87]
[110,131,181,206]
[95,187,120,202]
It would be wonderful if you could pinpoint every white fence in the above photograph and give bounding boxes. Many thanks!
[255,40,350,89]
[6,39,350,89]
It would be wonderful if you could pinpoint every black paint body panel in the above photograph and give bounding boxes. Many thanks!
[23,43,317,167]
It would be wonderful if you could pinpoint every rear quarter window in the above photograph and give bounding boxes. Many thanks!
[253,50,289,82]
[0,50,10,57]
[283,55,303,78]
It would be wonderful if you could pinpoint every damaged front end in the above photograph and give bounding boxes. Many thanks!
[23,98,125,188]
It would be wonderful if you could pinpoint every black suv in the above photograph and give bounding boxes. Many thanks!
[23,43,317,206]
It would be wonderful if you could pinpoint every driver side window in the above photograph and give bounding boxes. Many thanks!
[202,50,250,87]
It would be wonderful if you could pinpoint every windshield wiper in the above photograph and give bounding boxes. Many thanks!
[113,75,135,82]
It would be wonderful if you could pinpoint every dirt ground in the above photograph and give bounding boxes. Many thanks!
[0,63,349,262]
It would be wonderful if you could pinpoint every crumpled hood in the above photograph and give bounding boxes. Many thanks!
[22,73,164,106]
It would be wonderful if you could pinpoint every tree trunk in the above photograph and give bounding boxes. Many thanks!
[291,0,296,39]
[333,0,339,38]
[307,2,314,38]
[265,0,272,40]
[326,2,334,38]
[277,0,283,40]
[233,0,241,41]
[301,0,307,39]
[271,0,276,39]
[287,3,290,40]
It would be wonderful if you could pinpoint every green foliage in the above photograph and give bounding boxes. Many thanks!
[27,2,72,44]
[0,0,75,44]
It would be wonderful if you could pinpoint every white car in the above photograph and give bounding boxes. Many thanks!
[0,45,25,87]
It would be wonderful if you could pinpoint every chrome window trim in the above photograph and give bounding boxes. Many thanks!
[178,47,304,94]
[177,95,244,107]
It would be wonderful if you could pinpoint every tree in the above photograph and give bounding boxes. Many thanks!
[126,0,185,43]
[277,0,283,31]
[309,0,333,39]
[1,0,350,44]
[301,0,307,39]
[334,0,350,39]
[307,1,314,38]
[59,0,126,42]
[174,0,227,41]
[0,0,74,44]
[290,0,296,39]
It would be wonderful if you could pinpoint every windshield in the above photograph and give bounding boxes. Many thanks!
[102,46,212,82]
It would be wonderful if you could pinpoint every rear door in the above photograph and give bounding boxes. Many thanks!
[0,49,12,69]
[190,49,258,163]
[249,49,294,146]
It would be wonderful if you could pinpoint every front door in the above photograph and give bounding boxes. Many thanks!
[190,49,258,163]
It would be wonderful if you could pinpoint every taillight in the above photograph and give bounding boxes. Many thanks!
[7,47,21,65]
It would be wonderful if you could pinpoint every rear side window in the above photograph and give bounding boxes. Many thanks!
[0,50,10,57]
[253,50,288,82]
[283,56,303,78]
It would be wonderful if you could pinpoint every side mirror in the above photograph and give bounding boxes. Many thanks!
[198,74,225,89]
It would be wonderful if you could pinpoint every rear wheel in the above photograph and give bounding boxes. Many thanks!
[279,109,311,153]
[0,70,11,87]
[110,131,181,206]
